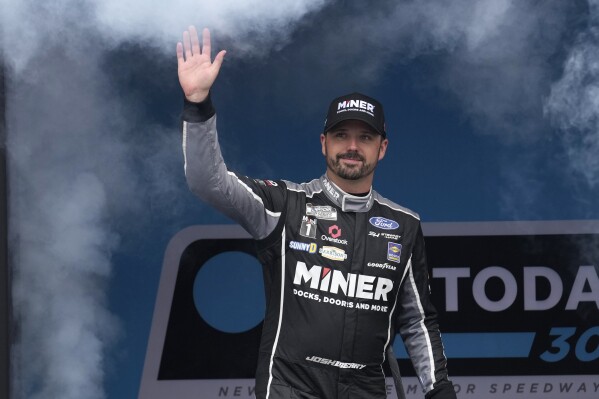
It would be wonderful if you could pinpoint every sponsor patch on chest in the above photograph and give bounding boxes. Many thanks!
[306,203,337,220]
[289,240,317,254]
[369,216,400,230]
[387,242,402,263]
[318,246,347,261]
[299,216,317,238]
[368,231,401,240]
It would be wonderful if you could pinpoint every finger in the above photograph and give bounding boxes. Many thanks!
[202,27,211,58]
[176,42,184,66]
[183,30,192,60]
[212,49,226,71]
[189,25,200,56]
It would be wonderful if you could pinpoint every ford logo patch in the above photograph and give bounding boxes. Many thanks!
[369,217,399,230]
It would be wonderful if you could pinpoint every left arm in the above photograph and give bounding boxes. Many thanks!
[396,223,456,398]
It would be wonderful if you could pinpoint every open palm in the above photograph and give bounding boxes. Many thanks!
[177,26,226,103]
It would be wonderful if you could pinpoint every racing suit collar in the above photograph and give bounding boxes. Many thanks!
[320,174,374,213]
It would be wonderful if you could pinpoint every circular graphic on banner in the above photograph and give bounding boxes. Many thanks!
[193,251,265,333]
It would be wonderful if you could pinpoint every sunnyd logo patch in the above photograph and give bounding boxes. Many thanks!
[306,203,337,220]
[319,246,347,261]
[369,217,399,230]
[387,242,402,263]
[289,241,317,254]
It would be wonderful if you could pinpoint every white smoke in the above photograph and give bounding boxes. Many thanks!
[94,0,327,54]
[2,0,329,74]
[545,0,599,188]
[298,0,573,140]
[5,30,136,399]
[1,0,330,398]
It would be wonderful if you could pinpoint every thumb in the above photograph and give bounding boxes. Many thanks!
[212,50,227,71]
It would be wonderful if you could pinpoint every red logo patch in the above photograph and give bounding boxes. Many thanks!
[328,225,341,239]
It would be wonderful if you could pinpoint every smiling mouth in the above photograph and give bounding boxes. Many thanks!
[338,153,364,163]
[340,158,362,165]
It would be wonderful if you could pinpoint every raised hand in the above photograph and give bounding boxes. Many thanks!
[176,26,226,103]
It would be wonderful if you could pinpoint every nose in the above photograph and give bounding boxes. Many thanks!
[347,136,359,150]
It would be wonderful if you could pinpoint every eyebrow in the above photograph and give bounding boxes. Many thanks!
[331,127,376,134]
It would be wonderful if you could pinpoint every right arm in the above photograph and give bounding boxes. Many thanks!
[178,27,284,240]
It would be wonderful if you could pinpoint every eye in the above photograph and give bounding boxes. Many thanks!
[360,134,374,142]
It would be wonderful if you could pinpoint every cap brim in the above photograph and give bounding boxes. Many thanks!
[325,116,385,137]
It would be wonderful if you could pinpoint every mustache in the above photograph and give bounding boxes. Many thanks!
[337,152,364,162]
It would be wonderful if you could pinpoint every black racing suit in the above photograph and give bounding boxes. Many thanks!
[182,96,455,399]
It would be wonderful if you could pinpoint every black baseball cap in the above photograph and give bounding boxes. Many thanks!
[323,92,386,137]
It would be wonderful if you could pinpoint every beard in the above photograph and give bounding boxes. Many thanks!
[325,150,378,181]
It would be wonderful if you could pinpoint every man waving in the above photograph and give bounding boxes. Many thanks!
[177,26,457,399]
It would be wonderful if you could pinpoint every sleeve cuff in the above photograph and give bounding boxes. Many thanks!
[182,93,216,122]
[425,380,457,399]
